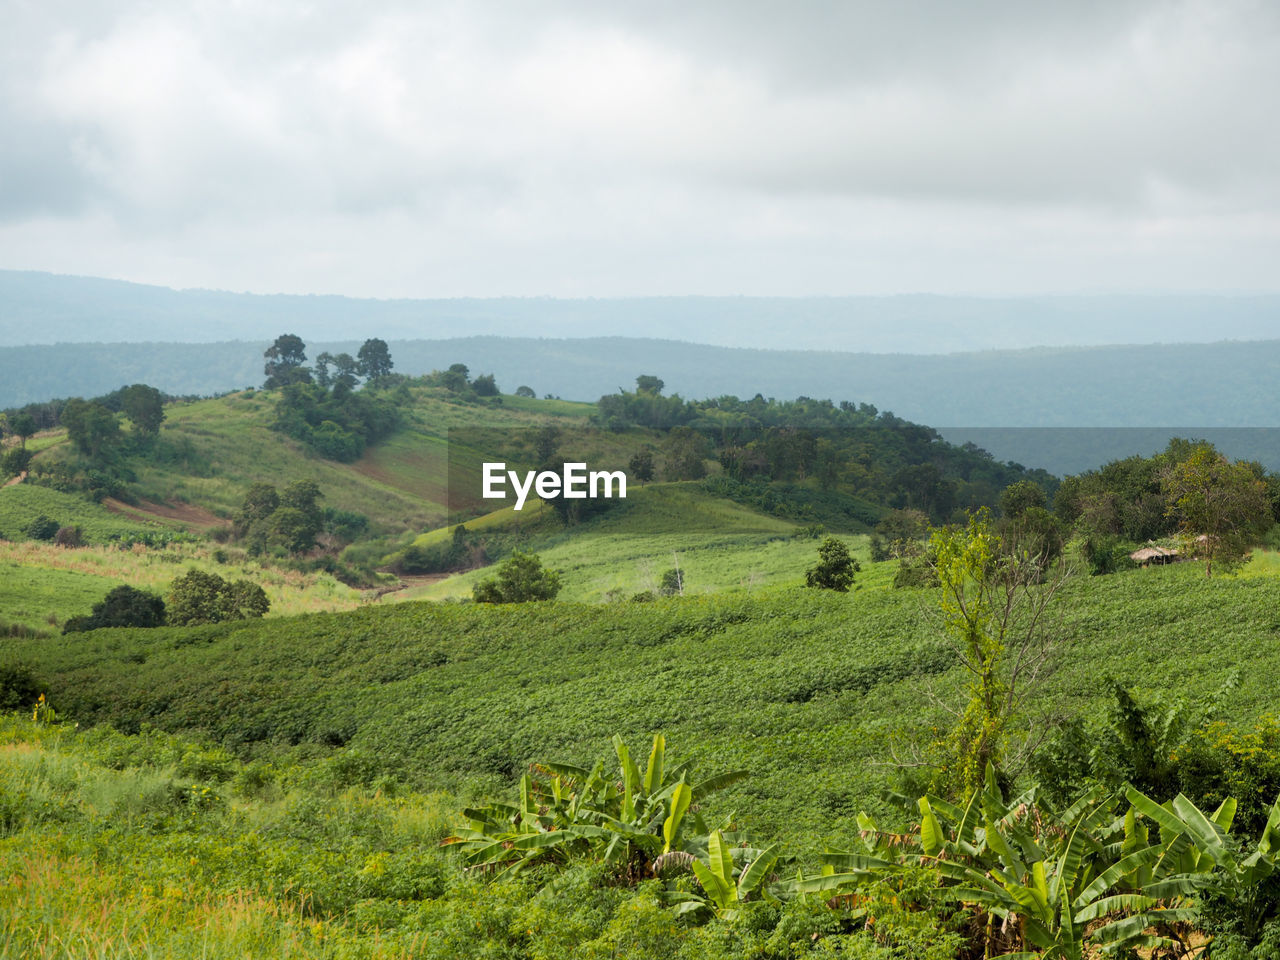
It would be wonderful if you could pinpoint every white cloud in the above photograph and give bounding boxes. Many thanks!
[0,0,1277,295]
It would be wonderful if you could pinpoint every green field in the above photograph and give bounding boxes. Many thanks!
[395,483,829,602]
[8,559,1277,853]
[0,484,179,543]
[0,562,113,636]
[6,556,1280,956]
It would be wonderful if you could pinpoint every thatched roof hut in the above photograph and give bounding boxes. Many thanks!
[1130,545,1178,566]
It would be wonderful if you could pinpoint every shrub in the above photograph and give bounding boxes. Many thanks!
[805,537,858,591]
[659,568,684,596]
[0,664,41,710]
[25,514,59,540]
[1,446,32,477]
[53,525,83,547]
[63,585,167,634]
[167,569,270,626]
[472,551,562,603]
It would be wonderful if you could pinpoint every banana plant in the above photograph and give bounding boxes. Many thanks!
[665,829,783,922]
[800,766,1204,958]
[443,734,747,879]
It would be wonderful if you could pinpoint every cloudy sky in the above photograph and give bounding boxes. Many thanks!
[2,0,1278,298]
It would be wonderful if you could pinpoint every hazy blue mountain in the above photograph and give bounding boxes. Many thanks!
[4,269,1280,353]
[6,337,1277,429]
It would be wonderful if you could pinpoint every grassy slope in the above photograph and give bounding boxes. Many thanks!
[0,484,181,543]
[395,484,852,603]
[8,559,1280,857]
[0,540,366,636]
[26,388,599,537]
[0,563,109,636]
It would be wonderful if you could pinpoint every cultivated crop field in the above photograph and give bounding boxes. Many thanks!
[6,557,1280,957]
[9,560,1279,853]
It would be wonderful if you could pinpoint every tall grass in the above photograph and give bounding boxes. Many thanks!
[0,540,367,631]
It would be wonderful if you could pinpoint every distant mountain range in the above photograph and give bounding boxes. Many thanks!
[5,270,1280,474]
[5,335,1280,474]
[3,269,1280,353]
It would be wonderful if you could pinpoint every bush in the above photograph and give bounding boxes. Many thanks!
[63,585,167,634]
[1,446,32,477]
[1077,535,1137,576]
[805,537,858,592]
[24,514,59,540]
[658,568,684,596]
[472,551,562,603]
[53,525,83,547]
[167,569,270,626]
[0,664,41,710]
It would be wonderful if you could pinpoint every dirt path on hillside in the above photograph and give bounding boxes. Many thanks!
[102,497,224,530]
[2,471,25,488]
[370,573,450,601]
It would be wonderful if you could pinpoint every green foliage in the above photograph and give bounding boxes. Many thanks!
[63,584,166,633]
[804,537,858,592]
[999,478,1047,518]
[810,766,1270,958]
[1074,533,1137,576]
[869,508,928,561]
[356,337,394,380]
[61,398,122,462]
[272,381,399,462]
[927,510,1069,798]
[472,551,563,603]
[0,663,40,709]
[628,449,655,483]
[236,481,279,532]
[119,383,166,437]
[1163,444,1273,576]
[10,412,36,444]
[447,734,748,883]
[236,480,324,555]
[262,333,311,388]
[25,513,59,540]
[399,524,484,575]
[166,568,270,626]
[1,445,32,477]
[659,567,685,596]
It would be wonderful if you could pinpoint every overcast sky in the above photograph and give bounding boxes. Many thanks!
[2,0,1278,298]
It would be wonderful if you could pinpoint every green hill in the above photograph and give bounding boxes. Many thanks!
[392,484,857,603]
[22,386,597,536]
[8,559,1279,854]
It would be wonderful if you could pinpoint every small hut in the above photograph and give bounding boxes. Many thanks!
[1130,545,1178,566]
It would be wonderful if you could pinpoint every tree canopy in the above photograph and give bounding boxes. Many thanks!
[263,334,312,388]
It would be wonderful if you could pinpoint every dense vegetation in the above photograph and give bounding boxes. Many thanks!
[6,553,1280,955]
[8,347,1280,955]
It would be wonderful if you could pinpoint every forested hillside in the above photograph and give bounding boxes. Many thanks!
[6,336,1280,477]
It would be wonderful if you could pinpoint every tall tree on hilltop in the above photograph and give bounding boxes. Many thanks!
[357,338,394,380]
[120,384,165,437]
[635,374,664,396]
[263,334,312,388]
